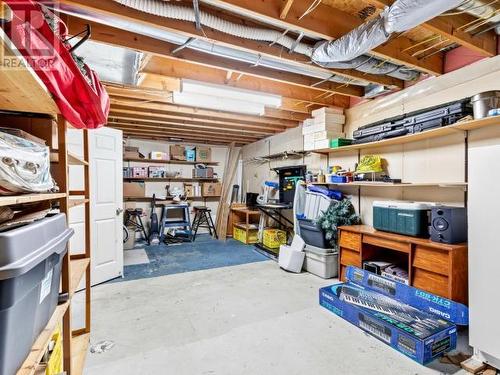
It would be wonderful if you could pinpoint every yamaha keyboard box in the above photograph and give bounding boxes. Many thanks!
[319,267,469,365]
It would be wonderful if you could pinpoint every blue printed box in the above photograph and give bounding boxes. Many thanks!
[345,266,469,325]
[319,280,458,365]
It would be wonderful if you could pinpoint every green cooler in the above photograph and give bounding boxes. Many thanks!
[373,201,433,237]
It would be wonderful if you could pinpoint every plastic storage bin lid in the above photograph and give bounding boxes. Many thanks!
[373,201,438,210]
[0,214,73,280]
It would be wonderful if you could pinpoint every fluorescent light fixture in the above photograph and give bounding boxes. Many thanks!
[173,91,267,116]
[178,79,282,111]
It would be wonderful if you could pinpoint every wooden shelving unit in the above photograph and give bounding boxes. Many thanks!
[0,29,91,375]
[312,116,500,154]
[124,177,218,182]
[124,195,220,202]
[124,157,219,166]
[310,181,468,189]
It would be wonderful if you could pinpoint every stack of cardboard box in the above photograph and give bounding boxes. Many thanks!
[303,107,346,151]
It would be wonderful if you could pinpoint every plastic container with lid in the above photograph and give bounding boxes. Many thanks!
[0,213,73,375]
[373,201,436,237]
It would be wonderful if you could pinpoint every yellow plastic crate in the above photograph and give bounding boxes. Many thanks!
[46,325,63,375]
[263,229,287,249]
[233,225,258,244]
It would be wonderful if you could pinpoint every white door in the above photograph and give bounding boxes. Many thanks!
[90,127,123,285]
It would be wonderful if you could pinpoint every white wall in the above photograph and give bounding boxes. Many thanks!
[241,56,500,226]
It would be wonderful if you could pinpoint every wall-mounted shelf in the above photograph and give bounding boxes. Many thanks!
[0,192,67,207]
[124,196,220,202]
[310,182,468,189]
[312,116,500,154]
[124,158,218,166]
[124,177,218,182]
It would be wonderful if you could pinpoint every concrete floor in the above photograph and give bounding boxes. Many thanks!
[78,261,469,375]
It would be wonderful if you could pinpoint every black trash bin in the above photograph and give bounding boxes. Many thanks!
[0,213,73,375]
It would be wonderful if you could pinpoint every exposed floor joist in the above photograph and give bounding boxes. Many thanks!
[369,0,497,57]
[65,16,364,103]
[204,0,445,75]
[59,0,403,88]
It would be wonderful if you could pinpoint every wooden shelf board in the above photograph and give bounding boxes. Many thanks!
[71,333,90,375]
[16,302,70,375]
[0,192,66,207]
[312,116,500,154]
[0,30,58,116]
[68,198,89,209]
[68,152,89,166]
[124,177,218,182]
[310,182,468,188]
[234,223,259,230]
[70,258,90,297]
[124,158,219,166]
[124,196,220,202]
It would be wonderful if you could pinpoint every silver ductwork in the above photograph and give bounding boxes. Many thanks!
[312,0,465,71]
[456,0,500,34]
[114,0,420,81]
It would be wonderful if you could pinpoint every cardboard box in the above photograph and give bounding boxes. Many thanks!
[132,167,148,178]
[345,267,468,325]
[196,146,211,163]
[148,166,167,178]
[311,106,344,117]
[192,167,214,178]
[185,147,196,162]
[124,182,146,197]
[202,182,222,197]
[170,145,186,161]
[149,151,168,160]
[314,135,346,150]
[302,123,343,135]
[184,183,194,197]
[313,131,346,141]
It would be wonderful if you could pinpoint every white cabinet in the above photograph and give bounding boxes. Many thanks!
[468,127,500,368]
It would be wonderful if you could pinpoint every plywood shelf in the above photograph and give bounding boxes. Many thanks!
[0,29,58,116]
[68,199,90,209]
[312,116,500,154]
[68,152,89,166]
[0,192,66,207]
[124,177,218,182]
[70,258,90,297]
[15,302,70,375]
[124,196,220,202]
[310,182,468,189]
[124,158,219,166]
[71,333,90,375]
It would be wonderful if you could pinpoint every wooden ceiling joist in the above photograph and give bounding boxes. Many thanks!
[369,0,497,57]
[123,134,246,146]
[111,123,260,141]
[108,119,276,136]
[203,0,445,75]
[119,129,250,145]
[109,99,299,128]
[108,110,287,133]
[65,16,364,102]
[61,0,403,88]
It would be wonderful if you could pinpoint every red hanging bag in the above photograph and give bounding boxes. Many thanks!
[3,0,109,129]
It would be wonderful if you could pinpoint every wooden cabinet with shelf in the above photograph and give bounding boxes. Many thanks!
[0,28,91,374]
[338,225,468,305]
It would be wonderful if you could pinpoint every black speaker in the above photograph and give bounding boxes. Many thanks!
[430,206,467,244]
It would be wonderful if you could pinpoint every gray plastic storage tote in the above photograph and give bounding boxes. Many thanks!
[0,213,73,375]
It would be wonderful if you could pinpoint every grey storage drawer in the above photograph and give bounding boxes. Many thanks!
[0,213,73,375]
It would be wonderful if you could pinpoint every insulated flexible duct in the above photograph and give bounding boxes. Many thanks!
[312,0,465,70]
[114,0,419,81]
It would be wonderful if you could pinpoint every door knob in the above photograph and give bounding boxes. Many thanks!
[116,208,124,216]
